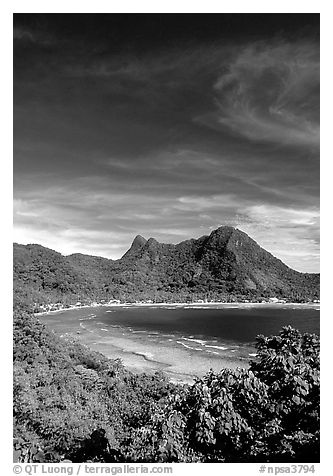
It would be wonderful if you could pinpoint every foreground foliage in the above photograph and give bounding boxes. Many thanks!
[13,309,173,462]
[127,328,319,462]
[13,305,319,463]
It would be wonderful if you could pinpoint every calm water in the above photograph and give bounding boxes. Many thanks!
[97,305,320,343]
[43,304,320,366]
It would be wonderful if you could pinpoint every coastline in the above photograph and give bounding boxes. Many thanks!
[39,302,319,385]
[35,300,320,317]
[74,328,245,385]
[40,305,253,384]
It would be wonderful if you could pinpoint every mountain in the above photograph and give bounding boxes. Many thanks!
[13,226,319,307]
[121,235,147,259]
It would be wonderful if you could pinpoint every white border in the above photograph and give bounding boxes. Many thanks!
[3,4,329,475]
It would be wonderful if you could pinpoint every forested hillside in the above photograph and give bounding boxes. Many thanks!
[13,226,320,307]
[13,304,173,462]
[13,226,320,462]
[13,301,320,463]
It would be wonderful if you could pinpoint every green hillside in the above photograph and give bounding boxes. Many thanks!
[13,224,320,462]
[13,302,320,463]
[14,226,319,307]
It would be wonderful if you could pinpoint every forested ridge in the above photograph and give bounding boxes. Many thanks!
[14,226,319,307]
[13,225,320,462]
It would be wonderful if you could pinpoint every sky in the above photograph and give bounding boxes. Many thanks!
[13,14,320,272]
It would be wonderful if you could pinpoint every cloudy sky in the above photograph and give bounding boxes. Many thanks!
[13,14,319,272]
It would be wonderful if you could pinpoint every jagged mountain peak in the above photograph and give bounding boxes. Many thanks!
[205,226,244,250]
[208,225,236,241]
[121,234,147,259]
[14,226,320,302]
[211,225,236,234]
[146,237,159,246]
[208,225,248,241]
[132,234,147,248]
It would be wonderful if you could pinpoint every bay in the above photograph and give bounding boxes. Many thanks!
[42,304,320,384]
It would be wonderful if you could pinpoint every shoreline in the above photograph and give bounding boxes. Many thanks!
[40,303,319,385]
[35,300,320,317]
[60,326,249,385]
[41,305,253,384]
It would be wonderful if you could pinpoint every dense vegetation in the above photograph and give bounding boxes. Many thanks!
[13,302,320,463]
[127,327,319,463]
[13,225,320,462]
[13,305,174,463]
[14,226,320,308]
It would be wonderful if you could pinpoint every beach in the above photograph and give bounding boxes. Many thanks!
[36,300,320,316]
[41,302,319,385]
[42,307,249,384]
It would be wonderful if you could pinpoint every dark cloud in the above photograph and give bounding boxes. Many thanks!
[13,14,319,272]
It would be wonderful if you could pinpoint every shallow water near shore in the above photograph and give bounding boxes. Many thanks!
[41,304,320,384]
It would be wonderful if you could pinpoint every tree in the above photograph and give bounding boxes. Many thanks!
[126,326,319,463]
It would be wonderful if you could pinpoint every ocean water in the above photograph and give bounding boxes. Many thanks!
[99,305,320,342]
[42,304,320,368]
